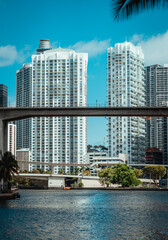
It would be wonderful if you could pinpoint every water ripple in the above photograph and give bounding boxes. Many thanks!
[0,190,168,240]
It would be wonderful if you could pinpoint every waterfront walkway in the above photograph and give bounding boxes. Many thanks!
[0,190,20,200]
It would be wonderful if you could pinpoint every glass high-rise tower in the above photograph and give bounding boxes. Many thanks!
[107,42,146,164]
[0,84,8,107]
[146,64,168,164]
[16,63,32,149]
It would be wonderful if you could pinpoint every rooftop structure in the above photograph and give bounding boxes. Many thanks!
[37,39,52,53]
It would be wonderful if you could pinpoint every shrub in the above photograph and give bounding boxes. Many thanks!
[32,170,40,174]
[44,170,52,174]
[78,182,84,188]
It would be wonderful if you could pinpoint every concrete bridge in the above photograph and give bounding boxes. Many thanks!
[17,173,156,189]
[1,106,168,153]
[18,173,101,188]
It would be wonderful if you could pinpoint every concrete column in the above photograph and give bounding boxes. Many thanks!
[0,119,8,154]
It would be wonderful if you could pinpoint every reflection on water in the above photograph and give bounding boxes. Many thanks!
[0,190,168,240]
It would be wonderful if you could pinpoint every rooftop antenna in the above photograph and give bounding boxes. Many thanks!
[59,42,61,48]
[125,36,127,42]
[104,136,106,145]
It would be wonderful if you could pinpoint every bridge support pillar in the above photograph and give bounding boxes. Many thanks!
[0,119,8,154]
[48,177,65,188]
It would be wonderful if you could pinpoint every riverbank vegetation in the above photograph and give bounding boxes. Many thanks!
[98,164,167,188]
[3,161,167,190]
[98,164,141,187]
[143,165,166,184]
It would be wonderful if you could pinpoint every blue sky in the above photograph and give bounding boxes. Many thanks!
[0,0,168,146]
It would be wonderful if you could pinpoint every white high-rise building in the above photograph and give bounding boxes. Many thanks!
[16,63,32,149]
[8,123,16,157]
[30,40,88,173]
[107,42,146,164]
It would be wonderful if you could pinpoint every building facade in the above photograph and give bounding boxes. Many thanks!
[8,123,16,156]
[107,42,146,164]
[87,151,108,164]
[30,40,88,173]
[16,63,32,149]
[145,147,163,165]
[89,154,128,175]
[146,64,168,164]
[0,84,8,107]
[16,148,30,172]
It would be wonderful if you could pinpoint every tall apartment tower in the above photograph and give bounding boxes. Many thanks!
[0,84,8,107]
[146,64,168,164]
[8,123,16,156]
[107,42,146,164]
[16,63,32,149]
[30,40,88,173]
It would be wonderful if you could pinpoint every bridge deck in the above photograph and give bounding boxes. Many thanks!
[0,107,168,121]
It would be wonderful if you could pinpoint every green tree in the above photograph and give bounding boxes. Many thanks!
[98,167,114,187]
[94,145,99,151]
[39,168,44,174]
[112,0,168,21]
[134,168,143,178]
[58,168,65,175]
[82,169,91,176]
[87,144,92,150]
[101,146,108,151]
[143,165,166,184]
[14,177,30,187]
[80,166,86,177]
[74,167,80,175]
[80,166,86,171]
[0,151,19,192]
[111,164,141,187]
[78,182,84,188]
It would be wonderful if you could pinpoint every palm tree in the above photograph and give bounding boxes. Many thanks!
[80,166,86,177]
[74,167,80,175]
[0,151,19,192]
[58,168,64,175]
[112,0,168,20]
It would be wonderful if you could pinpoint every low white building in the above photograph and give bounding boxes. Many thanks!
[87,151,108,164]
[90,153,129,175]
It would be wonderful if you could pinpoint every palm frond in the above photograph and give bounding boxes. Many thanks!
[0,151,19,181]
[112,0,128,20]
[112,0,168,21]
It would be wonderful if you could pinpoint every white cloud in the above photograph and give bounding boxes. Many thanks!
[68,39,111,58]
[131,31,168,65]
[131,34,144,44]
[0,45,32,67]
[0,46,18,67]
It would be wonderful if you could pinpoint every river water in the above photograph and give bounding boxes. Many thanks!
[0,190,168,240]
